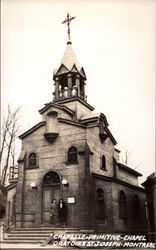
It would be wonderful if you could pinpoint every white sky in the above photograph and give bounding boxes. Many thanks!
[1,0,155,184]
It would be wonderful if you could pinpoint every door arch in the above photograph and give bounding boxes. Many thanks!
[42,171,61,224]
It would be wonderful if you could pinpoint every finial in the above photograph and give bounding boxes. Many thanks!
[61,13,75,43]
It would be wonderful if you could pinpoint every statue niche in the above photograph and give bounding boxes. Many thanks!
[44,111,59,142]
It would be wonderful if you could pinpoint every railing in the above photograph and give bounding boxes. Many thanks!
[1,215,15,232]
[59,87,78,99]
[53,87,87,102]
[0,215,15,241]
[8,165,18,183]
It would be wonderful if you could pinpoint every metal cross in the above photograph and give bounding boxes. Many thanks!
[61,13,75,42]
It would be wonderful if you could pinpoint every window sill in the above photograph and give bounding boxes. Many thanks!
[65,161,79,165]
[26,166,39,170]
[100,168,107,171]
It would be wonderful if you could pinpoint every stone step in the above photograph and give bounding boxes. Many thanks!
[5,236,47,240]
[8,231,52,234]
[2,227,95,246]
[1,239,43,244]
[14,227,80,231]
[7,233,50,237]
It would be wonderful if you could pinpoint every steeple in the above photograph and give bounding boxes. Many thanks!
[53,14,87,103]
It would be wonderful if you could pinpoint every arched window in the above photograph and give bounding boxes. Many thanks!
[42,171,60,186]
[101,155,106,170]
[68,147,78,163]
[96,188,106,219]
[12,195,16,222]
[133,194,140,220]
[28,153,37,168]
[119,190,127,221]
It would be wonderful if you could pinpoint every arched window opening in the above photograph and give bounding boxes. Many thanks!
[42,171,60,186]
[28,153,37,168]
[101,155,106,170]
[119,190,127,221]
[133,195,140,220]
[12,195,16,221]
[80,81,84,99]
[96,188,106,219]
[72,75,76,86]
[68,147,78,164]
[59,74,68,89]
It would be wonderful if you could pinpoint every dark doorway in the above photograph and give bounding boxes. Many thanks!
[42,171,61,224]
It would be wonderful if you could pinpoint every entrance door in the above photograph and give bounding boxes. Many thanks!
[43,185,60,224]
[42,171,61,224]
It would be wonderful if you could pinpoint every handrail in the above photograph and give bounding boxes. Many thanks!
[2,214,15,233]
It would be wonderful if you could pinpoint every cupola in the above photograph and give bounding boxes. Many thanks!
[53,13,87,103]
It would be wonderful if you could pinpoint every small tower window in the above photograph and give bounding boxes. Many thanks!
[119,190,127,221]
[101,155,106,170]
[68,147,78,163]
[96,188,106,219]
[28,153,37,168]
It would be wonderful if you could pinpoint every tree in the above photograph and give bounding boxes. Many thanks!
[0,105,21,187]
[120,149,142,170]
[121,149,132,166]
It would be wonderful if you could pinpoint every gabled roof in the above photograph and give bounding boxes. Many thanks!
[80,67,86,79]
[80,112,117,145]
[55,96,94,111]
[19,122,45,139]
[80,112,109,126]
[118,163,142,177]
[55,64,69,75]
[19,103,75,140]
[104,127,117,145]
[92,173,144,192]
[58,118,86,128]
[71,64,79,73]
[114,148,121,153]
[39,102,75,116]
[142,172,156,187]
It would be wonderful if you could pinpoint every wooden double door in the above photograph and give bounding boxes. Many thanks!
[42,184,60,224]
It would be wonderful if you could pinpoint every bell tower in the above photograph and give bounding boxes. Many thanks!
[53,13,87,103]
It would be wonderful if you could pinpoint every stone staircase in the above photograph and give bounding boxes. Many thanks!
[2,227,93,245]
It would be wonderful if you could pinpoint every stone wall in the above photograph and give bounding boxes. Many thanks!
[6,185,16,220]
[117,167,139,186]
[112,182,147,232]
[86,126,139,186]
[16,119,88,228]
[87,126,115,178]
[41,106,72,122]
[63,100,92,120]
[15,102,146,231]
[89,177,147,233]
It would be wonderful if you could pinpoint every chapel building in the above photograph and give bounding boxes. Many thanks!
[6,37,147,233]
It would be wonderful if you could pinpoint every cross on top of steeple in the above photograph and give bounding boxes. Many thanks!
[52,14,87,103]
[61,13,75,43]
